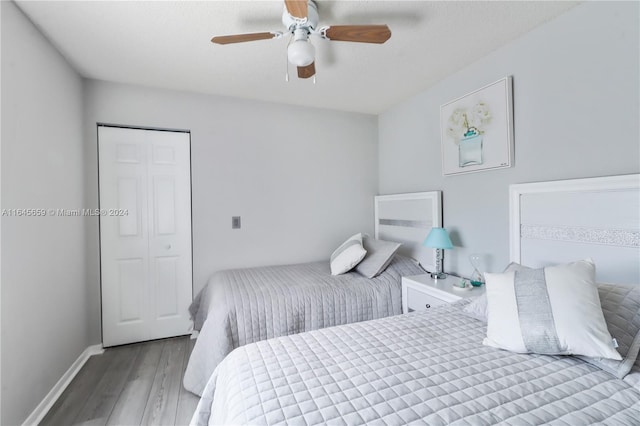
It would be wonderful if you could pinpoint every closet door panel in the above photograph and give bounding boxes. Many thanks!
[147,131,193,340]
[99,126,192,347]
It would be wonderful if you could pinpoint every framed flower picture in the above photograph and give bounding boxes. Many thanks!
[440,76,514,176]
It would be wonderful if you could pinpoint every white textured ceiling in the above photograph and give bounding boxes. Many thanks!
[16,1,578,114]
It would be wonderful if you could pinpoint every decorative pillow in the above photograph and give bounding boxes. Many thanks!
[330,233,367,275]
[483,259,621,360]
[462,262,520,321]
[577,283,640,378]
[355,237,401,278]
[466,262,640,378]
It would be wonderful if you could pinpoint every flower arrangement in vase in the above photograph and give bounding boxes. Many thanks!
[446,102,492,167]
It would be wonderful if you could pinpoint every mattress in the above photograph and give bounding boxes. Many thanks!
[184,255,423,396]
[192,300,640,425]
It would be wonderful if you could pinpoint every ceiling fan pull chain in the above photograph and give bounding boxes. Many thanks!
[285,34,293,82]
[313,75,316,84]
[284,55,289,82]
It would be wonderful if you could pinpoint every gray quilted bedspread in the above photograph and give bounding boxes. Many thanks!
[191,300,640,425]
[183,256,423,396]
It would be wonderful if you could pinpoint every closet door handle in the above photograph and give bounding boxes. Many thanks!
[425,304,431,309]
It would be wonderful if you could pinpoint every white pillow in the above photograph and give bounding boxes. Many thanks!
[463,263,521,321]
[483,259,621,360]
[330,233,367,275]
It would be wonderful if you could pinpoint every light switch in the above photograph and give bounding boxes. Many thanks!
[232,216,241,229]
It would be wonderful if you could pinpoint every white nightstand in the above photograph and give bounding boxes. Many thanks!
[402,274,485,313]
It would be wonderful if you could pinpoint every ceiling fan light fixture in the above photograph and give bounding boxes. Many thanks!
[287,40,315,67]
[210,0,391,80]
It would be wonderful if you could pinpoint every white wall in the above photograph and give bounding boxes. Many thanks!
[83,81,378,343]
[0,3,3,423]
[379,1,639,276]
[1,2,89,424]
[4,2,636,422]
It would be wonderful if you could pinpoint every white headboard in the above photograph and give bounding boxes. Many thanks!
[375,191,442,271]
[510,174,640,285]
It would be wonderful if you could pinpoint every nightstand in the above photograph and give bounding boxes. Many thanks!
[402,274,485,313]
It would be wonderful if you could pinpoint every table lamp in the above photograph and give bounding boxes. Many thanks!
[423,227,453,280]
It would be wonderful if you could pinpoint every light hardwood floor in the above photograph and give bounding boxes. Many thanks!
[41,336,199,426]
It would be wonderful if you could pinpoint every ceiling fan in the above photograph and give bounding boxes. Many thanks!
[211,0,391,79]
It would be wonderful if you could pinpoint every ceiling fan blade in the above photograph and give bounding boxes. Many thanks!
[285,0,308,20]
[323,25,391,44]
[297,62,316,79]
[211,32,278,45]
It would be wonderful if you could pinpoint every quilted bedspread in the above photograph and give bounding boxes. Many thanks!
[183,256,423,396]
[191,300,640,425]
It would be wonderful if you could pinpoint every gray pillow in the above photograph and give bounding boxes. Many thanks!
[355,237,401,279]
[577,283,640,378]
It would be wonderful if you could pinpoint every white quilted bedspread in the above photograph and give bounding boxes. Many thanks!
[184,257,423,396]
[192,300,640,425]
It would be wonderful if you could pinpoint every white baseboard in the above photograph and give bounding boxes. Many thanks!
[22,344,104,426]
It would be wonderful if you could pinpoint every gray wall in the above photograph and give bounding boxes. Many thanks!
[1,2,89,424]
[378,1,639,277]
[83,81,378,343]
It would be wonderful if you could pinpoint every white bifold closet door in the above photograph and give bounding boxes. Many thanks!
[98,126,193,347]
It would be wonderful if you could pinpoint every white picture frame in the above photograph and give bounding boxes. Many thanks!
[440,76,514,176]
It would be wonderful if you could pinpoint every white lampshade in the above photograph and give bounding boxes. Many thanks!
[287,40,315,67]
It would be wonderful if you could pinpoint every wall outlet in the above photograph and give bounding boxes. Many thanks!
[232,216,241,229]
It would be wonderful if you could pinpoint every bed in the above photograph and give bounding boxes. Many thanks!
[191,174,640,425]
[184,191,442,396]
